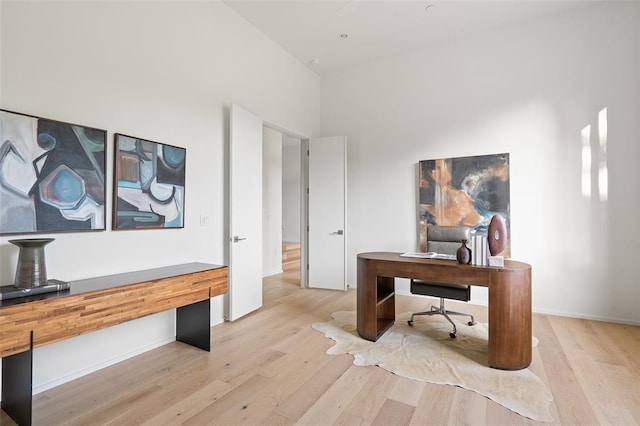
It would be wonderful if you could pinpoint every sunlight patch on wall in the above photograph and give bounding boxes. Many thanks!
[581,108,608,201]
[581,124,592,198]
[598,108,608,201]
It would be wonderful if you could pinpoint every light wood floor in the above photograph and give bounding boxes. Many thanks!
[2,270,639,425]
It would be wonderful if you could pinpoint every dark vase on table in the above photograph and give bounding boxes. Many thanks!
[9,238,55,288]
[456,239,471,264]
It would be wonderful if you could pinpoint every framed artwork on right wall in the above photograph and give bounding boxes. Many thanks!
[418,152,510,256]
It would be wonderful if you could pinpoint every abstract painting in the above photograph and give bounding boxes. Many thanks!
[113,134,185,230]
[0,110,106,235]
[418,153,510,256]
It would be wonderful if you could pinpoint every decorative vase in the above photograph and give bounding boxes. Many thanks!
[9,238,55,288]
[488,214,507,256]
[456,239,471,264]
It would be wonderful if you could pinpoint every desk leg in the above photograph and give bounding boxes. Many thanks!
[357,256,395,342]
[176,299,210,351]
[1,332,33,426]
[488,268,532,370]
[357,256,377,341]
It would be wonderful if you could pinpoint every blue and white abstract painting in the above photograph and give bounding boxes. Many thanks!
[113,134,185,230]
[0,110,106,235]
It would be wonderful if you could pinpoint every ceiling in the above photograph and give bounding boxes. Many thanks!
[224,0,588,76]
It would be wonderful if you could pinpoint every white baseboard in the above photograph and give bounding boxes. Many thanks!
[531,308,640,327]
[30,319,229,396]
[211,316,225,326]
[396,291,640,326]
[31,336,175,395]
[262,268,284,278]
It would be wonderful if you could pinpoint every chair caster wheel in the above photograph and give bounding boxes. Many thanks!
[449,333,456,339]
[468,321,476,326]
[408,320,414,326]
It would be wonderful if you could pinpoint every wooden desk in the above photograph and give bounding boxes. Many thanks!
[356,252,531,370]
[0,262,227,426]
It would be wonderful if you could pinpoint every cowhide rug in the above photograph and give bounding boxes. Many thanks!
[312,311,553,422]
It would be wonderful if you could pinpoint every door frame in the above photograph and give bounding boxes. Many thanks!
[300,138,309,288]
[261,123,346,290]
[262,122,309,288]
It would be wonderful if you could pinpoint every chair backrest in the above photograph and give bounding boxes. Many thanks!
[426,225,471,255]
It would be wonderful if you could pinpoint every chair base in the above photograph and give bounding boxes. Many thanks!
[407,298,476,338]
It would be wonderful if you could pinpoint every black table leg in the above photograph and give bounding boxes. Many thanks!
[176,299,210,351]
[1,332,33,425]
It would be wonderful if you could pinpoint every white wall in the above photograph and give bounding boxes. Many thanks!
[2,0,638,402]
[0,1,320,394]
[263,127,283,276]
[282,135,302,242]
[321,2,640,324]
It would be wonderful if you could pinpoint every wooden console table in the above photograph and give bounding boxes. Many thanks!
[0,262,227,426]
[357,252,531,370]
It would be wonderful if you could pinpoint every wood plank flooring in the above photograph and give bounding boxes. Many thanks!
[1,270,639,425]
[281,242,300,273]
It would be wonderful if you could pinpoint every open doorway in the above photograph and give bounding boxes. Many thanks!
[262,127,302,288]
[261,127,346,292]
[281,134,302,279]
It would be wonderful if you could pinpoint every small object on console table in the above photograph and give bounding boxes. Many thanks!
[9,238,55,288]
[0,279,70,301]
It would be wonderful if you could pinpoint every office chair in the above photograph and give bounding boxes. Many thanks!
[408,225,476,338]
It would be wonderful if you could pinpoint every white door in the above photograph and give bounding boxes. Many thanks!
[228,104,263,320]
[308,137,347,290]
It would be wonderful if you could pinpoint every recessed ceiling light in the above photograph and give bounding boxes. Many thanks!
[339,33,349,39]
[309,58,320,66]
[425,4,434,11]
